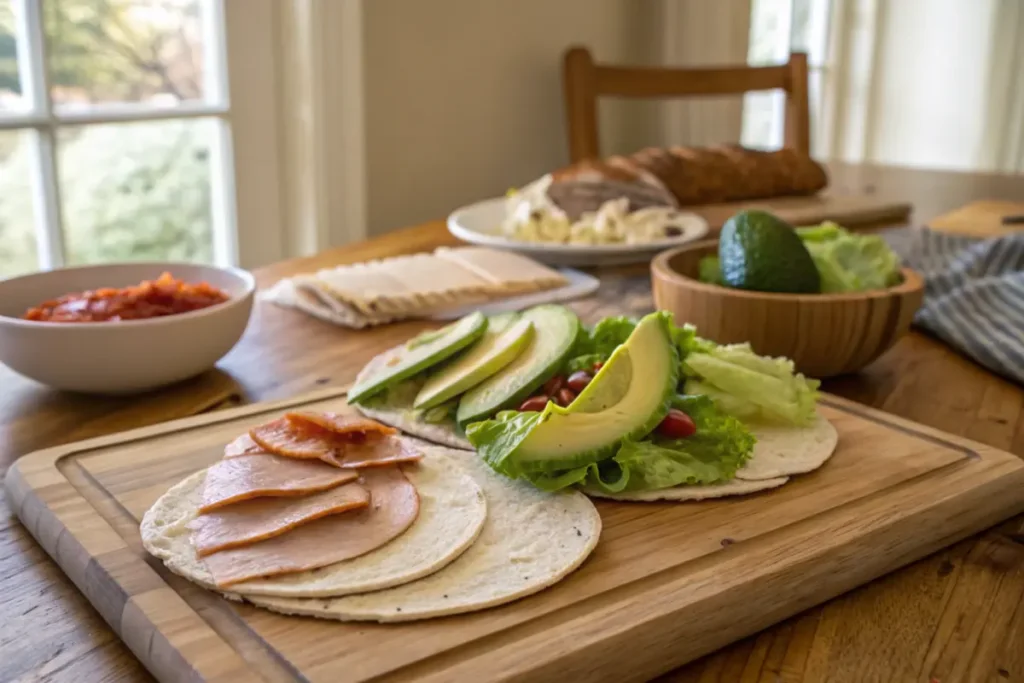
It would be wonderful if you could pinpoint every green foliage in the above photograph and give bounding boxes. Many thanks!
[0,0,210,278]
[0,121,213,277]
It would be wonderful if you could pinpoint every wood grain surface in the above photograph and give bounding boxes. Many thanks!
[686,193,912,232]
[8,387,1024,683]
[1,168,1023,682]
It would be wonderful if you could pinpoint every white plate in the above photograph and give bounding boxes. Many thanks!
[447,197,709,266]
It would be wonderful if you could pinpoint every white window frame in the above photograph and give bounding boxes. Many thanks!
[4,0,287,272]
[741,0,835,156]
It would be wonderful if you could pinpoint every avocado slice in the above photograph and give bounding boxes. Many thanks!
[348,312,487,403]
[414,314,534,410]
[719,210,820,293]
[456,305,580,425]
[511,311,679,472]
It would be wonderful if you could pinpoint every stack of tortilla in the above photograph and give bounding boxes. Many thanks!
[142,411,601,622]
[260,246,570,328]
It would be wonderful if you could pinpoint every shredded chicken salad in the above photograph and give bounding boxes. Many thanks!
[501,175,703,246]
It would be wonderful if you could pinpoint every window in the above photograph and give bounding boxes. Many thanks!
[0,0,282,279]
[741,0,833,155]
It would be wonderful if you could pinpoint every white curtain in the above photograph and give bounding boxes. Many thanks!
[659,0,753,147]
[824,0,1024,173]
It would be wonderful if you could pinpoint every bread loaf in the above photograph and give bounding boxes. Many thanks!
[547,145,828,214]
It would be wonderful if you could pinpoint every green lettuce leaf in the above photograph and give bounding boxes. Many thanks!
[590,316,638,354]
[683,343,820,426]
[673,322,715,359]
[698,255,724,285]
[465,410,541,474]
[566,316,711,373]
[563,316,638,373]
[566,353,604,374]
[796,222,901,292]
[682,379,762,421]
[476,394,755,494]
[585,394,754,492]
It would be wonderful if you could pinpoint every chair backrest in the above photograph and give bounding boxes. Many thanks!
[562,46,810,162]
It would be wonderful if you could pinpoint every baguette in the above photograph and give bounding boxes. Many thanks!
[543,145,828,215]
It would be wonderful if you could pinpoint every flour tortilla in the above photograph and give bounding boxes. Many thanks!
[356,404,471,450]
[141,447,487,598]
[735,412,838,481]
[585,412,836,501]
[247,442,601,622]
[351,348,472,450]
[586,476,789,502]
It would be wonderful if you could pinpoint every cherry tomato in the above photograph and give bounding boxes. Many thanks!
[542,375,565,396]
[566,371,593,393]
[592,361,604,372]
[656,409,697,438]
[555,388,577,407]
[518,395,549,412]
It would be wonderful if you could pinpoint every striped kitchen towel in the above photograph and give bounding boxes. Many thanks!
[884,227,1024,385]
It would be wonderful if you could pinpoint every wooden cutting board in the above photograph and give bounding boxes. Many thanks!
[6,387,1024,683]
[691,193,912,231]
[927,199,1024,237]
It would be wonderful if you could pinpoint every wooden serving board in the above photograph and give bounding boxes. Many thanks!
[690,193,912,231]
[6,387,1024,683]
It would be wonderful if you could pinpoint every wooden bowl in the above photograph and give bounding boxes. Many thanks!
[651,240,924,378]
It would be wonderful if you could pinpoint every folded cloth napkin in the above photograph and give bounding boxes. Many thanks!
[885,226,1024,385]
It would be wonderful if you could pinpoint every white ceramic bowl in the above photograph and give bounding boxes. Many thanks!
[0,262,255,394]
[447,197,709,266]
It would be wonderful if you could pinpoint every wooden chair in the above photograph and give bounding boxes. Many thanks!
[562,46,810,162]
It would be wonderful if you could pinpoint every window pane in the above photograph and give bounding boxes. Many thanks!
[0,0,25,112]
[790,0,832,66]
[0,131,38,277]
[59,119,215,265]
[747,0,792,66]
[46,0,206,110]
[742,90,785,150]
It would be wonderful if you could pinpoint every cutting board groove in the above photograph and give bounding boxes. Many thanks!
[6,387,1023,683]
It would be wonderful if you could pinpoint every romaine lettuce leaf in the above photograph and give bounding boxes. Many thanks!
[565,353,604,374]
[682,379,761,421]
[470,394,754,494]
[564,316,638,372]
[586,395,754,492]
[683,343,819,426]
[566,316,710,373]
[673,323,715,358]
[465,410,541,473]
[796,222,901,292]
[698,255,724,285]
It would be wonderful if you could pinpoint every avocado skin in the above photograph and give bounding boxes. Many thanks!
[718,210,820,293]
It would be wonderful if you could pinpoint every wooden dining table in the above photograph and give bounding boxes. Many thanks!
[2,163,1023,683]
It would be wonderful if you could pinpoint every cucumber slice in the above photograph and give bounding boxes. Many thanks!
[456,305,580,425]
[348,312,487,403]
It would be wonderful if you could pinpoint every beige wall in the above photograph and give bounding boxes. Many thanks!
[362,0,663,235]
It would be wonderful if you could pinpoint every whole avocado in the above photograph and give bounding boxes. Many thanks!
[718,210,821,293]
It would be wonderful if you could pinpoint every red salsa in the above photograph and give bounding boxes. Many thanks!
[23,272,230,323]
